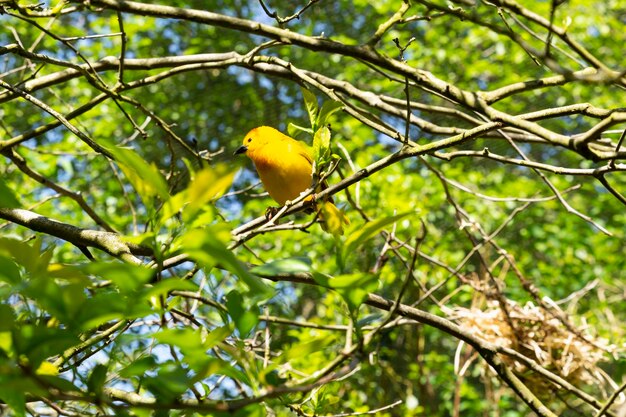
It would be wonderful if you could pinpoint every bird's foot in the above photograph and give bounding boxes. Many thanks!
[265,206,280,220]
[303,196,317,214]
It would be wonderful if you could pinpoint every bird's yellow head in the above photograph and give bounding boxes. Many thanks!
[234,126,278,157]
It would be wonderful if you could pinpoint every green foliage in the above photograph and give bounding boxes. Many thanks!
[0,0,624,416]
[182,227,273,297]
[105,141,170,205]
[0,180,20,208]
[313,272,379,315]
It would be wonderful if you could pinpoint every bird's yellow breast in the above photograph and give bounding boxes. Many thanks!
[249,140,313,205]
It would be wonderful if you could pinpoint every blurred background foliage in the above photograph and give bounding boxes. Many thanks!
[0,0,625,416]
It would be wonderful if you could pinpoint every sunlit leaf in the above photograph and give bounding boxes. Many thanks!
[313,125,331,165]
[182,228,273,297]
[183,164,237,222]
[82,262,153,293]
[36,361,59,376]
[160,191,187,224]
[0,331,12,353]
[301,87,319,129]
[282,334,337,361]
[105,143,170,203]
[288,122,314,138]
[319,201,348,237]
[250,257,312,276]
[154,327,203,352]
[204,325,233,349]
[316,100,343,128]
[313,273,378,312]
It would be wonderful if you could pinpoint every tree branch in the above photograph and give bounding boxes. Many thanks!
[0,208,150,263]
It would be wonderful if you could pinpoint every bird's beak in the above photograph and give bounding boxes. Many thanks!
[234,145,248,155]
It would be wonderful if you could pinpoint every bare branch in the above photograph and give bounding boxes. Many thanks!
[0,208,149,263]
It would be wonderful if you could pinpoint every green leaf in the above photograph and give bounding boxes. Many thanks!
[204,325,233,349]
[182,163,237,222]
[12,325,78,368]
[262,369,288,386]
[0,180,20,208]
[0,331,12,353]
[0,255,21,285]
[142,361,192,402]
[182,228,273,297]
[154,322,233,374]
[0,304,15,332]
[77,286,154,330]
[301,87,319,129]
[0,237,52,279]
[0,238,35,265]
[282,334,336,361]
[313,273,378,312]
[320,201,348,237]
[105,143,170,203]
[195,357,250,386]
[82,262,153,293]
[341,211,415,266]
[154,327,203,352]
[159,191,188,224]
[0,389,25,417]
[46,263,91,284]
[225,290,258,336]
[77,293,131,330]
[142,279,197,300]
[22,277,87,326]
[313,125,331,165]
[287,122,313,138]
[86,364,108,395]
[316,100,343,127]
[250,257,312,276]
[154,327,211,371]
[119,356,158,378]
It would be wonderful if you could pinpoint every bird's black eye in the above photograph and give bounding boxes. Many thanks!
[247,138,252,143]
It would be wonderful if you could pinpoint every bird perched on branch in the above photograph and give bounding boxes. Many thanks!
[235,126,348,235]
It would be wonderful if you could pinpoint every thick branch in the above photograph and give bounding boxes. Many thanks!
[0,208,150,263]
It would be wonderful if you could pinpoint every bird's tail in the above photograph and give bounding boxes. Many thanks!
[319,201,349,236]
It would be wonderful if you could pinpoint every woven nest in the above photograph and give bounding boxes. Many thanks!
[451,300,617,395]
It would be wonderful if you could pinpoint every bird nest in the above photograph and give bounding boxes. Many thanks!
[451,300,617,395]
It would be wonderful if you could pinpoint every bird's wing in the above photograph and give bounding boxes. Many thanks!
[293,139,313,165]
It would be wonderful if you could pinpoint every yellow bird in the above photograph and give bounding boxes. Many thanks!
[235,126,348,235]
